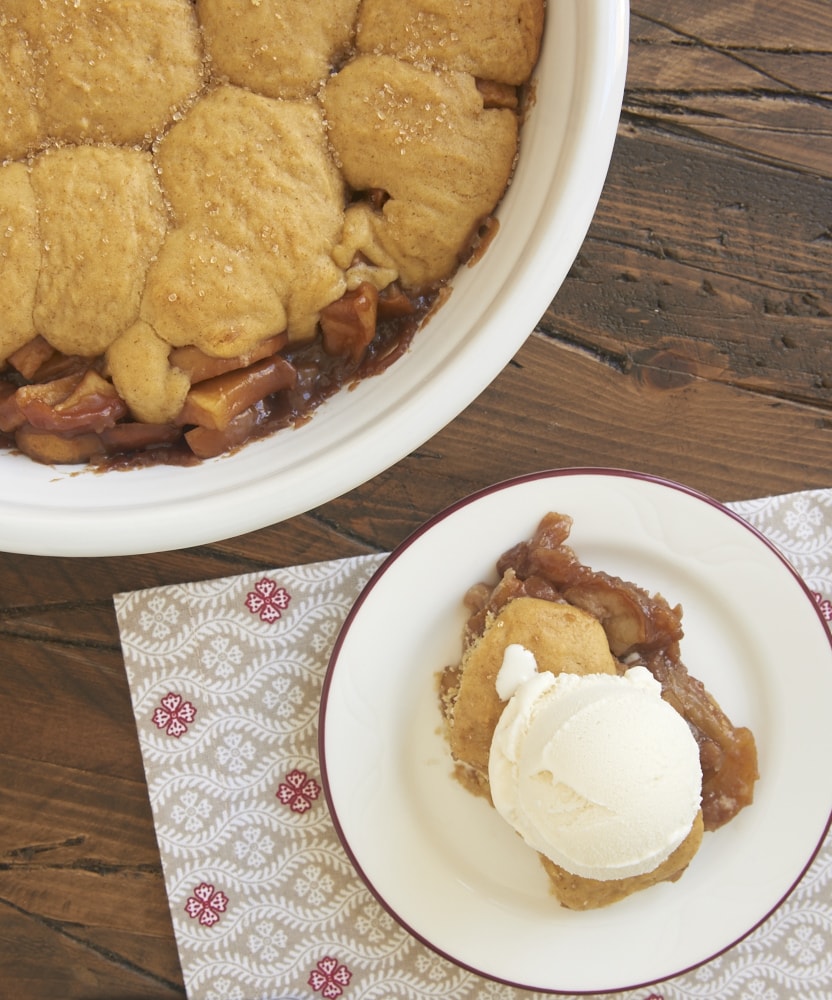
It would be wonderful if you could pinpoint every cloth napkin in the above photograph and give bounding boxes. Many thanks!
[114,489,832,1000]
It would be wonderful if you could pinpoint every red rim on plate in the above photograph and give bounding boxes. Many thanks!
[319,468,832,994]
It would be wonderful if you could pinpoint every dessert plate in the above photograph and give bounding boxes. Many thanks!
[320,468,832,994]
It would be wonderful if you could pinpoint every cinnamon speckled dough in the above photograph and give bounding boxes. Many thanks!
[448,598,618,777]
[323,54,518,290]
[357,0,545,85]
[539,813,705,910]
[0,26,40,162]
[107,321,190,425]
[0,163,39,364]
[31,145,168,358]
[142,86,347,356]
[141,228,290,361]
[197,0,360,99]
[6,0,204,148]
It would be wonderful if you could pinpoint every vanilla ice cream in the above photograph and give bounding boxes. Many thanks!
[488,645,702,881]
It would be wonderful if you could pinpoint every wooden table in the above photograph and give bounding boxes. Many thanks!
[2,3,830,996]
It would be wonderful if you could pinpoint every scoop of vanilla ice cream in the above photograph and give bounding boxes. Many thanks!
[488,645,702,881]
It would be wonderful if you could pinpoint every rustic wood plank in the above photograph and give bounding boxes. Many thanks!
[631,1,832,53]
[0,638,144,779]
[1,870,182,982]
[627,3,832,175]
[313,334,832,554]
[624,95,832,177]
[0,901,184,1000]
[546,127,832,404]
[0,756,183,996]
[207,509,376,569]
[0,549,263,610]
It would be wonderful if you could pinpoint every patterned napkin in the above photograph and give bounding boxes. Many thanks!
[114,489,832,1000]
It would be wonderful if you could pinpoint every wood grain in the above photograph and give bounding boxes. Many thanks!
[554,3,832,406]
[1,3,830,996]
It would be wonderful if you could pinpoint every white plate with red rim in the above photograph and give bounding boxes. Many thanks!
[320,468,832,994]
[0,1,629,557]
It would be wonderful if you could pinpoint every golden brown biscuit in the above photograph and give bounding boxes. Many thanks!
[142,86,347,357]
[31,145,167,358]
[0,25,40,162]
[106,321,190,425]
[139,227,290,361]
[357,0,545,85]
[323,54,518,289]
[0,163,39,364]
[333,209,400,293]
[448,597,618,776]
[9,0,204,148]
[539,811,705,910]
[198,0,359,99]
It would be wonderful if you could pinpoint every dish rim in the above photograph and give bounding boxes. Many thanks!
[0,0,630,557]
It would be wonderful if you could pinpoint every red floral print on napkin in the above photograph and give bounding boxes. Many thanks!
[308,957,352,998]
[185,882,228,927]
[245,578,292,623]
[277,769,320,814]
[152,692,197,738]
[813,590,832,623]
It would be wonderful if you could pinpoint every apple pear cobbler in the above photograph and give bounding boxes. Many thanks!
[0,0,544,466]
[439,513,759,909]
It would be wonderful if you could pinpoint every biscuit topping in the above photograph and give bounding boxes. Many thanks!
[0,0,545,465]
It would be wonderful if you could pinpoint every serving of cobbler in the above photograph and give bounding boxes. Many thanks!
[0,0,544,467]
[440,511,759,909]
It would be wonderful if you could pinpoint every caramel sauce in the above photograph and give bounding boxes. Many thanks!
[83,290,435,471]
